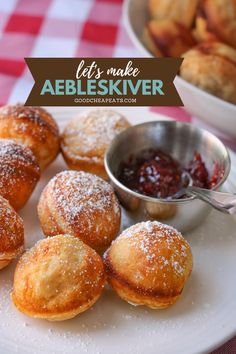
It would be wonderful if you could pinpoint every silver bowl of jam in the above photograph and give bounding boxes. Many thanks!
[104,121,231,232]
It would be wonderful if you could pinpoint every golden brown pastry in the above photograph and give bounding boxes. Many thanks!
[145,201,177,220]
[143,20,196,57]
[0,139,40,210]
[180,41,236,104]
[149,0,199,28]
[104,221,193,309]
[0,195,24,269]
[194,0,236,49]
[61,109,130,180]
[37,170,121,252]
[0,104,60,171]
[12,235,105,321]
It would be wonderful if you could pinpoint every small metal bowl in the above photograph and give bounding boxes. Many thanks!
[104,121,231,232]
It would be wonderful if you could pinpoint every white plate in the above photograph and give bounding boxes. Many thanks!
[123,0,236,139]
[0,108,236,354]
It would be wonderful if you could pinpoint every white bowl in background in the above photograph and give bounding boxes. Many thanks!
[123,0,236,139]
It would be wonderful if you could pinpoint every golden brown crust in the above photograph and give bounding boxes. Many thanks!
[12,235,105,321]
[61,109,130,180]
[149,0,199,28]
[143,20,196,57]
[0,139,40,210]
[37,170,121,252]
[104,221,193,309]
[180,41,236,104]
[105,273,180,309]
[0,104,60,171]
[0,195,24,269]
[194,0,236,49]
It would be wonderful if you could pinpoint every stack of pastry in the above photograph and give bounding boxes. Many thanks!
[0,104,60,273]
[144,0,236,104]
[12,219,193,320]
[144,0,198,57]
[12,167,121,320]
[0,105,193,322]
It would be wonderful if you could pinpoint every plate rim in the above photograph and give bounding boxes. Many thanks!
[47,107,236,354]
[1,107,236,354]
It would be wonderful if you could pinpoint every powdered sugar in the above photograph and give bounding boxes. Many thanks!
[62,109,130,156]
[12,235,105,324]
[51,170,120,223]
[0,197,23,270]
[119,220,183,241]
[0,139,40,193]
[0,139,38,166]
[40,170,120,248]
[116,221,191,277]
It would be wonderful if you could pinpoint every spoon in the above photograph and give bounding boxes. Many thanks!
[171,173,236,215]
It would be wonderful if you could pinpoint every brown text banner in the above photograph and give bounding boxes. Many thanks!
[25,58,183,106]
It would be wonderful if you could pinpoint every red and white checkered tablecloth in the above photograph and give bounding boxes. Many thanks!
[0,0,141,105]
[0,1,235,353]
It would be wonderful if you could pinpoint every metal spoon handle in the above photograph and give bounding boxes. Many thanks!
[187,187,236,215]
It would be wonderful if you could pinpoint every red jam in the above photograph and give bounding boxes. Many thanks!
[118,149,223,199]
[186,152,209,188]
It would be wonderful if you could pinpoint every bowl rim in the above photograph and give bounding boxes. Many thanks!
[122,0,236,111]
[104,120,231,204]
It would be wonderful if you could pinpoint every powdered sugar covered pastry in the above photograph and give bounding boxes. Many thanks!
[0,139,40,210]
[104,221,193,309]
[0,195,24,270]
[0,104,60,171]
[61,109,131,180]
[37,170,121,252]
[12,235,105,321]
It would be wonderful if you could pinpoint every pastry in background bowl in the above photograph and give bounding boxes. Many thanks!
[149,0,199,28]
[180,41,236,104]
[0,196,24,270]
[0,139,40,210]
[143,20,196,57]
[61,109,130,180]
[12,235,105,321]
[37,170,121,252]
[194,0,236,49]
[0,104,60,171]
[104,221,193,309]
